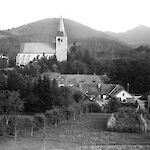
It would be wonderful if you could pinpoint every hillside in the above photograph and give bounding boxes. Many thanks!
[0,18,131,58]
[9,18,118,42]
[106,25,150,47]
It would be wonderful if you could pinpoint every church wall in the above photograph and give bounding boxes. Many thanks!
[16,53,54,66]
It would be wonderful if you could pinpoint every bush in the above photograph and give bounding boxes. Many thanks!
[104,98,121,113]
[6,116,15,135]
[107,113,116,131]
[45,108,64,126]
[137,109,150,120]
[0,117,6,135]
[33,114,45,131]
[16,116,33,135]
[104,98,138,113]
[107,107,140,133]
[73,91,83,103]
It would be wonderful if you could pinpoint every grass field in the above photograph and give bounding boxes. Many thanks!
[0,113,150,150]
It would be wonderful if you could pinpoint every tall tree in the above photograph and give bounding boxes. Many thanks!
[0,90,23,134]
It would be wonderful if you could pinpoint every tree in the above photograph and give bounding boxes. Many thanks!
[71,60,88,74]
[0,57,8,68]
[83,50,92,65]
[0,90,23,134]
[7,70,27,92]
[0,73,7,90]
[67,102,80,120]
[73,91,83,103]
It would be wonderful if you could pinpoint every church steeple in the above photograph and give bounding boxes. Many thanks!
[55,17,68,62]
[57,17,67,36]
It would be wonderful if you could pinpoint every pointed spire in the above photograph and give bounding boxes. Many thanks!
[59,16,65,32]
[57,17,67,36]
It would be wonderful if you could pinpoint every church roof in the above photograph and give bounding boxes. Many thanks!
[57,17,67,37]
[20,42,55,54]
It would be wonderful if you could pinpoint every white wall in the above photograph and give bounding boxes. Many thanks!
[56,36,68,61]
[115,90,133,102]
[16,53,54,66]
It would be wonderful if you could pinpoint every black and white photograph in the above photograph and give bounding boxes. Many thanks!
[0,0,150,149]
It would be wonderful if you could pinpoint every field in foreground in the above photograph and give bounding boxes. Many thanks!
[0,113,150,150]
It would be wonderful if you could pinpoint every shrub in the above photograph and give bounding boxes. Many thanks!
[104,98,121,113]
[73,91,83,103]
[0,117,6,135]
[107,113,116,131]
[107,107,140,133]
[45,108,64,126]
[33,114,45,131]
[137,109,150,120]
[15,116,33,136]
[6,116,15,135]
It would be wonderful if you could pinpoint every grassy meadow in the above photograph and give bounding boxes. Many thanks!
[0,113,150,150]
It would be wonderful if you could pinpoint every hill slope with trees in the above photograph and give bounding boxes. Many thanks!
[0,18,131,59]
[106,25,150,47]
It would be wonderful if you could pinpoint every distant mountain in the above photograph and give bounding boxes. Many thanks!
[106,25,150,47]
[0,18,131,58]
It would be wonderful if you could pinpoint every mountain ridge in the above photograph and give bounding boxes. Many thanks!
[0,18,131,58]
[106,25,150,47]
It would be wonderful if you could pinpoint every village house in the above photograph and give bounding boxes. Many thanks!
[100,84,134,103]
[40,71,139,107]
[40,71,108,88]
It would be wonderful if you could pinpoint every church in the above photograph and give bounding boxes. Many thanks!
[16,17,68,66]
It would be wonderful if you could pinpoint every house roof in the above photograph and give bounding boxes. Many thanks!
[59,74,102,85]
[100,84,124,96]
[20,42,55,54]
[100,84,116,95]
[82,83,99,95]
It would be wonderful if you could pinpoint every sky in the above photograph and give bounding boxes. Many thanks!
[0,0,150,32]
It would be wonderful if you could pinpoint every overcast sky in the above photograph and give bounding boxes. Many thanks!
[0,0,150,32]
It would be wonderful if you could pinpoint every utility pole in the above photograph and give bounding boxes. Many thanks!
[127,83,129,92]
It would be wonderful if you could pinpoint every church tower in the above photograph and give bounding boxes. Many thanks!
[56,17,68,61]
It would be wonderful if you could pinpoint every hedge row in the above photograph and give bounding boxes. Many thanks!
[0,106,81,136]
[106,107,149,133]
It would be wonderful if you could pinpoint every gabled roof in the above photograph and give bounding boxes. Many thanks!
[100,84,124,96]
[109,85,124,97]
[100,84,116,95]
[20,42,55,54]
[115,89,133,98]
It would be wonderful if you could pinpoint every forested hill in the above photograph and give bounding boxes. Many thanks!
[8,18,117,42]
[0,18,131,58]
[106,25,150,47]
